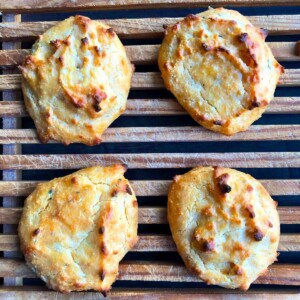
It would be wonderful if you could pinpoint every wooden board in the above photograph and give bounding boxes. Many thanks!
[0,2,299,299]
[0,70,299,91]
[1,0,300,13]
[1,15,300,41]
[0,42,300,68]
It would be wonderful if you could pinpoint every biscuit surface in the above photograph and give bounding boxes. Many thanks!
[168,166,280,289]
[158,8,283,135]
[21,15,133,145]
[19,165,138,293]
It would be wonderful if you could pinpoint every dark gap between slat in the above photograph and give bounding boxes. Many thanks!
[115,281,300,289]
[22,168,300,181]
[21,141,300,155]
[20,114,300,129]
[3,86,299,101]
[20,6,300,22]
[3,195,298,208]
[21,279,300,290]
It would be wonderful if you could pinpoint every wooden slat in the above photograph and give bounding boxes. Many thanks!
[0,73,162,90]
[0,70,298,91]
[0,207,298,225]
[1,0,300,13]
[0,259,299,285]
[0,287,299,300]
[0,42,299,69]
[1,13,23,288]
[0,15,300,41]
[1,153,300,170]
[0,234,299,252]
[0,97,300,117]
[0,45,158,67]
[1,125,300,144]
[0,179,298,197]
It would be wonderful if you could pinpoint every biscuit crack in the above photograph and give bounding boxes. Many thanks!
[184,67,221,118]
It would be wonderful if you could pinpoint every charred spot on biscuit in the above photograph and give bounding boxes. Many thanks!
[111,189,118,197]
[202,240,215,252]
[268,220,273,228]
[125,184,132,195]
[202,43,212,51]
[213,120,224,126]
[71,177,78,184]
[246,185,254,192]
[185,14,198,21]
[253,228,264,241]
[94,46,101,55]
[32,228,40,236]
[93,91,107,102]
[58,56,64,65]
[172,22,180,32]
[249,98,261,110]
[81,37,88,45]
[101,243,109,255]
[216,173,231,194]
[245,205,256,218]
[238,33,248,43]
[217,46,230,55]
[50,39,62,48]
[106,28,115,36]
[74,15,91,31]
[99,226,105,234]
[92,90,107,112]
[93,102,101,112]
[100,270,106,281]
[101,291,108,297]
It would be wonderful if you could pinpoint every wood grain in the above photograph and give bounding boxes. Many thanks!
[1,153,299,170]
[0,259,299,285]
[1,97,299,117]
[1,125,300,144]
[0,207,298,225]
[0,179,298,197]
[1,0,300,13]
[0,42,299,69]
[0,70,298,91]
[0,287,299,300]
[0,15,300,41]
[0,234,299,252]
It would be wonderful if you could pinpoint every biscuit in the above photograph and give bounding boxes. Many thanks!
[158,8,283,135]
[168,166,280,290]
[20,15,133,145]
[19,165,138,294]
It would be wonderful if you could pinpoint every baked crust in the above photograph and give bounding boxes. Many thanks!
[20,15,133,145]
[158,8,283,135]
[19,165,138,293]
[168,166,280,289]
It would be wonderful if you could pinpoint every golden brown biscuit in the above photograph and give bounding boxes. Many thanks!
[158,8,283,135]
[168,166,280,290]
[19,165,138,294]
[20,16,133,145]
